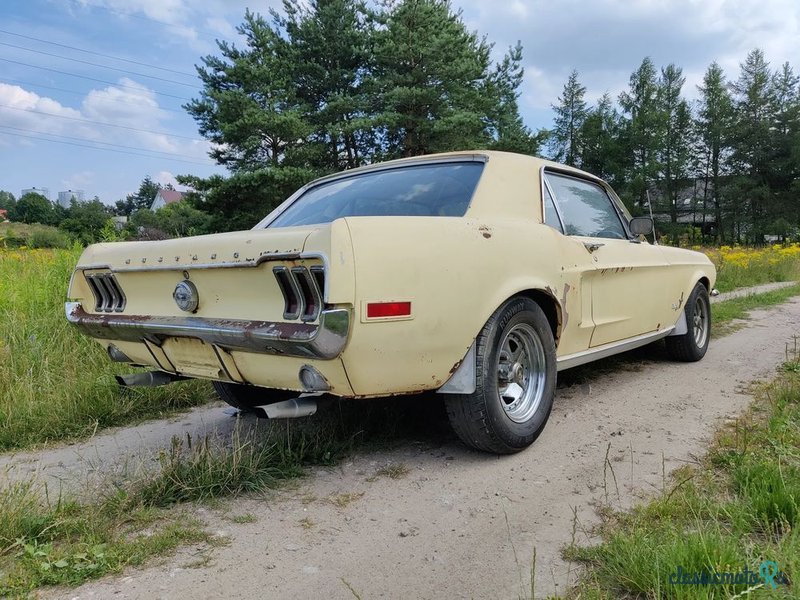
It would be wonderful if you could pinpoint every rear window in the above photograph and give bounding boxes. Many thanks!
[267,162,483,228]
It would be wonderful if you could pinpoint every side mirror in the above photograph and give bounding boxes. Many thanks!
[629,216,653,236]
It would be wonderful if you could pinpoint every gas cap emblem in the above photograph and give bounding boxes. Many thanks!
[173,280,199,313]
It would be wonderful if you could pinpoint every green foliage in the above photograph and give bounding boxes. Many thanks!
[27,227,70,249]
[12,192,54,225]
[0,247,210,450]
[58,198,112,245]
[0,190,15,213]
[182,0,540,230]
[115,176,163,216]
[0,223,69,249]
[0,480,211,596]
[553,49,800,244]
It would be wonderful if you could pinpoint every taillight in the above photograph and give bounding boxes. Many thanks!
[273,265,325,322]
[85,272,126,312]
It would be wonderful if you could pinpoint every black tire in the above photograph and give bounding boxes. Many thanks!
[444,297,557,454]
[212,381,296,412]
[665,282,711,362]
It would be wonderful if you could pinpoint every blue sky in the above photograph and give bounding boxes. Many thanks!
[1,0,798,206]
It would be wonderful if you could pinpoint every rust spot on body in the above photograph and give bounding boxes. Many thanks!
[478,225,492,239]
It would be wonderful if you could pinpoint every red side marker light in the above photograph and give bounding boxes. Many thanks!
[366,301,411,319]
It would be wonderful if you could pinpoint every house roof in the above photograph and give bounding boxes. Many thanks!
[156,189,185,204]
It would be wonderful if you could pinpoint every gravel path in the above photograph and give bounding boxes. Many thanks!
[14,297,799,600]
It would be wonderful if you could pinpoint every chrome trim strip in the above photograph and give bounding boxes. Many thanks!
[437,342,477,394]
[65,302,350,360]
[556,327,675,371]
[79,252,304,273]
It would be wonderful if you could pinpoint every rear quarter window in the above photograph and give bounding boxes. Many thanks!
[268,162,484,228]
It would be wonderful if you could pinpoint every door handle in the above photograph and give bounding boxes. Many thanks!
[583,242,605,253]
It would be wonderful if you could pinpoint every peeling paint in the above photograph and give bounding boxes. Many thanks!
[478,225,492,239]
[560,283,571,329]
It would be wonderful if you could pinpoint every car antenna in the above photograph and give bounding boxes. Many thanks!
[646,188,658,245]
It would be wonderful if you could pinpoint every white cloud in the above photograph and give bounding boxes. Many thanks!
[0,80,212,164]
[61,171,95,191]
[154,170,184,189]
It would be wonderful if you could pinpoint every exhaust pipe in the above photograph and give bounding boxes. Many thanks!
[252,397,318,419]
[115,371,188,387]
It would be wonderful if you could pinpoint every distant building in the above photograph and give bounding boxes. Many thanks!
[57,189,85,208]
[0,208,8,222]
[21,187,50,200]
[150,189,185,211]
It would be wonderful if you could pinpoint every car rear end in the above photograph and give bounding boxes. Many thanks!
[66,221,357,395]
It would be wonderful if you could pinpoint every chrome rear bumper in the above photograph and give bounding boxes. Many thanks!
[65,302,350,359]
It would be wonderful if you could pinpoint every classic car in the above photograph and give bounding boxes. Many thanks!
[66,151,716,454]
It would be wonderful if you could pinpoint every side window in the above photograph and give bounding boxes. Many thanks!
[542,184,563,232]
[544,172,627,239]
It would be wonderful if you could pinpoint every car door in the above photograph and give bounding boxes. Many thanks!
[543,170,674,348]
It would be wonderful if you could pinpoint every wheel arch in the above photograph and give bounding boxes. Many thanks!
[515,288,562,348]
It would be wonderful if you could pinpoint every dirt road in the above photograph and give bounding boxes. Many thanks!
[19,298,800,599]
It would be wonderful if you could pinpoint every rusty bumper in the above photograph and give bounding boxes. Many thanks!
[65,302,350,360]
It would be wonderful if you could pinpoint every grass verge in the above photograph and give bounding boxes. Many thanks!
[563,348,800,599]
[0,479,216,597]
[712,283,800,337]
[0,247,210,451]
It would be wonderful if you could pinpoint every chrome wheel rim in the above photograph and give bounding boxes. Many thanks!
[496,323,546,423]
[693,296,709,348]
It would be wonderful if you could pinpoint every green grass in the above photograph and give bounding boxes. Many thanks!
[0,479,215,597]
[0,222,70,249]
[564,353,800,599]
[0,247,210,451]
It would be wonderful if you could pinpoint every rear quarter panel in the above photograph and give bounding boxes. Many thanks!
[339,217,583,396]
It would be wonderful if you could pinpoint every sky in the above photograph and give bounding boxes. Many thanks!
[0,0,798,206]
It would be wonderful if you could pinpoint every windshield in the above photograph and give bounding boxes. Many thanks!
[267,161,484,228]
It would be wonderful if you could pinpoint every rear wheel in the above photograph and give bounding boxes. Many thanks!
[665,282,711,362]
[445,297,557,454]
[212,381,296,412]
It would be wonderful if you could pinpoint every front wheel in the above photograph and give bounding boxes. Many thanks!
[444,297,557,454]
[665,282,711,362]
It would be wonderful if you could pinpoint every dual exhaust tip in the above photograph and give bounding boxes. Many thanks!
[115,363,327,420]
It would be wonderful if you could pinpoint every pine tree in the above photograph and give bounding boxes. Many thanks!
[372,0,514,157]
[728,49,775,241]
[279,0,375,170]
[658,64,692,224]
[619,57,663,209]
[548,70,588,166]
[695,62,733,241]
[579,93,623,186]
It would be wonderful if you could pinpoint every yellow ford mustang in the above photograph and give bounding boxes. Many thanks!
[66,151,716,454]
